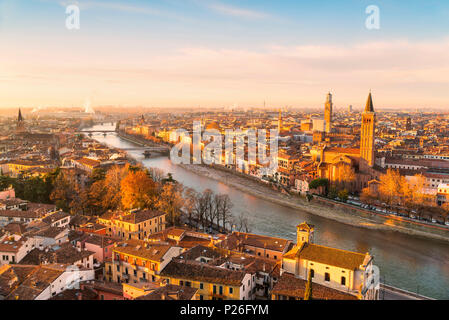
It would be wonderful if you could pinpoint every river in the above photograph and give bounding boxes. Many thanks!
[88,123,449,299]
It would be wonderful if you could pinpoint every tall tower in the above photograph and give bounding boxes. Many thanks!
[324,92,333,133]
[278,109,283,133]
[406,117,412,131]
[296,222,314,245]
[360,92,376,167]
[16,108,25,133]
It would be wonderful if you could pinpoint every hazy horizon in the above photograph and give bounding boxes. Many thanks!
[1,0,449,109]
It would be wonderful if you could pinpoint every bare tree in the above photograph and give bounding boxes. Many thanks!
[146,167,165,184]
[191,189,212,231]
[202,189,216,232]
[235,212,251,233]
[215,194,233,232]
[183,188,198,227]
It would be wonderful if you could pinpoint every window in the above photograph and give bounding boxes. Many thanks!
[341,276,346,286]
[213,285,217,294]
[310,269,314,278]
[219,286,223,295]
[325,273,330,282]
[229,287,233,294]
[199,283,204,290]
[199,295,203,300]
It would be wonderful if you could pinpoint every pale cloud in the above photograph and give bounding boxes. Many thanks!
[2,38,449,108]
[200,1,269,19]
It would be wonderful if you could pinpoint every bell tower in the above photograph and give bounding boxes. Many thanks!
[278,109,283,133]
[16,108,25,133]
[360,91,376,167]
[296,222,314,245]
[324,92,333,133]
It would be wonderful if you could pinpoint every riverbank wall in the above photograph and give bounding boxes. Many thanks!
[178,163,449,244]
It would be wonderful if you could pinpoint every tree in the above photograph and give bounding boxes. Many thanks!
[360,187,375,205]
[215,194,233,232]
[378,169,403,205]
[91,168,106,182]
[90,165,128,213]
[309,178,329,195]
[328,186,338,199]
[202,189,216,232]
[50,169,83,213]
[304,269,313,300]
[235,212,251,233]
[337,189,349,202]
[120,170,157,210]
[183,188,199,228]
[156,183,184,226]
[161,172,176,184]
[189,190,209,231]
[146,167,165,184]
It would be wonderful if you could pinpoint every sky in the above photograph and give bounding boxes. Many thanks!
[1,0,449,110]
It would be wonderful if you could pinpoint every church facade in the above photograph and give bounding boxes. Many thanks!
[315,92,383,193]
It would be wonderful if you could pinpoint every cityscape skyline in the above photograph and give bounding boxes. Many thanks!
[1,0,449,109]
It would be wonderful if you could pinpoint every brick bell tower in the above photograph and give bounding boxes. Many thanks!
[360,91,376,167]
[324,92,333,133]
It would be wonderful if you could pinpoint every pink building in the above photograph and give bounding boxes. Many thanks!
[77,234,116,264]
[0,188,15,200]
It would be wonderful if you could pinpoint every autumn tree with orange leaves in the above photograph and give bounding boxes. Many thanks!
[120,170,157,210]
[90,165,129,213]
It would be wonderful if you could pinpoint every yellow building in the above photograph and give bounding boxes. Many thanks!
[5,161,48,178]
[122,282,159,299]
[159,259,254,300]
[111,240,182,284]
[98,209,167,241]
[280,222,378,300]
